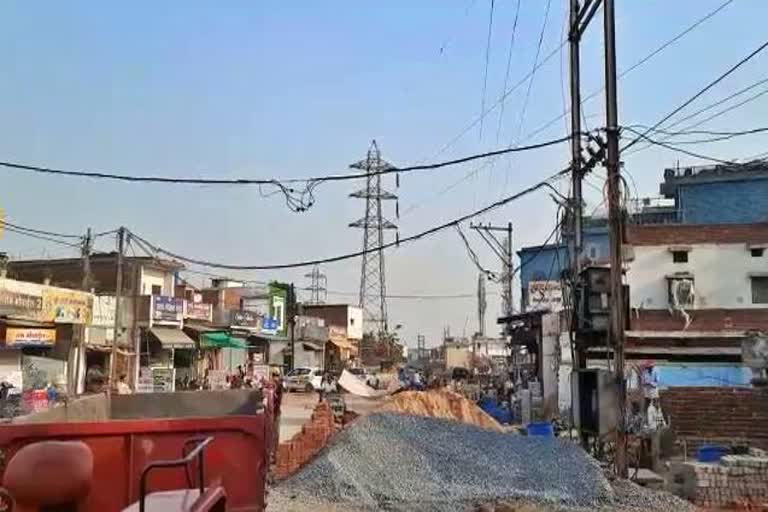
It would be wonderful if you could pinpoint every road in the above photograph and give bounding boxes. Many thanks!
[279,391,385,441]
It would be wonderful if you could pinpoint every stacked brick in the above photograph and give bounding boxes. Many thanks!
[274,401,340,480]
[691,451,768,508]
[660,387,768,451]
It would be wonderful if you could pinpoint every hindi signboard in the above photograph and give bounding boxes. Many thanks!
[152,296,183,323]
[527,280,564,312]
[5,327,56,347]
[185,301,212,321]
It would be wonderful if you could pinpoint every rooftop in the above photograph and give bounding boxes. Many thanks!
[627,222,768,246]
[660,160,768,197]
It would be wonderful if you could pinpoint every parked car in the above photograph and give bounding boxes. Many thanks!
[283,367,323,392]
[347,367,379,388]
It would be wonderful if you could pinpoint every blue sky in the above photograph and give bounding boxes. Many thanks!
[1,1,766,345]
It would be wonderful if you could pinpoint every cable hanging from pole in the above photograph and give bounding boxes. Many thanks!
[126,168,570,271]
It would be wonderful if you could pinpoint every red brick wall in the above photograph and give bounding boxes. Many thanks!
[274,402,338,480]
[631,308,768,332]
[660,387,768,450]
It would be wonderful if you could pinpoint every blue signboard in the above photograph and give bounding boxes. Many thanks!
[261,317,279,335]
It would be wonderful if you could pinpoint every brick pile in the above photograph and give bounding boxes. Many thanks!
[660,387,768,450]
[274,401,339,480]
[690,450,768,508]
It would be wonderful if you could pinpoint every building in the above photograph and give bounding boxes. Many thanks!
[0,274,93,399]
[301,304,363,363]
[616,222,768,385]
[7,254,192,392]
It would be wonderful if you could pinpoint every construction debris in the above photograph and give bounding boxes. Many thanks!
[273,413,613,511]
[380,389,503,431]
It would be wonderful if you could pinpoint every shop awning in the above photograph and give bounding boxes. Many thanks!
[201,331,247,349]
[149,327,195,349]
[302,341,324,352]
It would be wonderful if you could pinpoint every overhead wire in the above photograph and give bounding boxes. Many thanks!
[621,127,736,165]
[621,37,768,153]
[1,224,83,248]
[479,0,496,140]
[495,0,522,144]
[0,218,82,239]
[127,168,570,271]
[455,224,498,281]
[623,125,768,145]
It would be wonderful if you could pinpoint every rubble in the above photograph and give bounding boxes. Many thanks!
[379,389,503,431]
[273,413,612,511]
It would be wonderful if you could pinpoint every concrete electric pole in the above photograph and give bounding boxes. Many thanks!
[110,227,125,391]
[470,222,514,317]
[603,0,628,478]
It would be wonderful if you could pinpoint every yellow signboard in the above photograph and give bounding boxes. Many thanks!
[42,288,92,324]
[5,327,56,347]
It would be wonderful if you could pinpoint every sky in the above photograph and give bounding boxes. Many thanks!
[1,1,767,347]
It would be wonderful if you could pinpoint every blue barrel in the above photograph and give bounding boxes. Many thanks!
[527,422,554,437]
[697,445,726,463]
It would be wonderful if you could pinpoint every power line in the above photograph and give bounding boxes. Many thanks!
[0,218,82,239]
[1,224,83,248]
[0,134,572,186]
[512,0,553,148]
[479,0,496,140]
[625,125,768,145]
[517,0,739,145]
[622,127,735,164]
[622,37,768,152]
[455,224,497,280]
[495,0,522,144]
[127,168,569,271]
[405,2,733,219]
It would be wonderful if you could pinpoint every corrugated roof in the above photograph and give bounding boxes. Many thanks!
[627,223,768,246]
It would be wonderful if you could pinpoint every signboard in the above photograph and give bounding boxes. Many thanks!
[137,368,154,393]
[91,295,116,327]
[260,316,278,335]
[527,280,563,312]
[152,368,175,392]
[252,364,269,382]
[185,301,212,321]
[231,310,259,329]
[5,327,56,347]
[152,296,183,323]
[43,288,92,324]
[0,289,43,313]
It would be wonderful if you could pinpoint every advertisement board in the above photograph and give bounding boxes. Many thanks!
[185,301,212,321]
[5,328,56,347]
[152,296,183,323]
[0,288,43,314]
[43,288,92,324]
[231,310,259,329]
[91,295,116,327]
[527,280,564,312]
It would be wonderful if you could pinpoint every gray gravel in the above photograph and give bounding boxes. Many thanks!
[273,413,614,511]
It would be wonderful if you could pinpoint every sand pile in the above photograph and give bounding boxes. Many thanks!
[380,389,502,431]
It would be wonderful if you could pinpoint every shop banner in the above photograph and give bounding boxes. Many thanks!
[6,327,56,347]
[91,296,116,327]
[231,310,259,329]
[0,288,43,314]
[260,317,278,335]
[527,280,564,312]
[152,296,183,323]
[185,301,212,321]
[43,288,92,324]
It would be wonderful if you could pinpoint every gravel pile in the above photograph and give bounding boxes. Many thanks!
[274,413,613,511]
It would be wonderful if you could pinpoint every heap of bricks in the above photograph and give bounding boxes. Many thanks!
[660,387,768,451]
[274,401,340,480]
[690,451,768,508]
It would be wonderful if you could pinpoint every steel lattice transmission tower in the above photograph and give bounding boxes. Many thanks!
[349,140,398,335]
[304,265,327,305]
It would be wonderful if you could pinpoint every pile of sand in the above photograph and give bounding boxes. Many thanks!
[379,389,502,431]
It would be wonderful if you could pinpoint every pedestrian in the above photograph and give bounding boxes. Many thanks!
[640,363,660,412]
[116,374,132,395]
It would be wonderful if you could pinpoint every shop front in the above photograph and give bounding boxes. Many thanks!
[137,295,196,392]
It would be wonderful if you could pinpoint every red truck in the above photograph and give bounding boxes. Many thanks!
[0,388,277,511]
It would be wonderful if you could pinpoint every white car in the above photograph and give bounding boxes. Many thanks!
[283,367,323,392]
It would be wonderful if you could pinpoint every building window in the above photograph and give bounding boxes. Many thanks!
[151,285,162,296]
[752,277,768,304]
[751,248,765,257]
[350,318,355,326]
[672,251,688,263]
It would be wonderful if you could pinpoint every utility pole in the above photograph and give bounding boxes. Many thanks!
[603,0,628,478]
[110,227,125,392]
[74,227,93,395]
[289,283,297,372]
[477,272,486,337]
[470,223,514,316]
